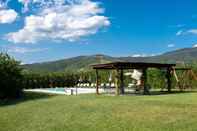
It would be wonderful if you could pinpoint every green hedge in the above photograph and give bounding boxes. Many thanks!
[22,73,79,89]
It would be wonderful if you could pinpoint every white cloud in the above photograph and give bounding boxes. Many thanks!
[131,53,158,57]
[167,44,175,48]
[6,0,110,43]
[176,30,183,36]
[0,4,18,24]
[132,54,143,57]
[192,44,197,48]
[8,46,48,54]
[0,0,10,8]
[175,29,197,36]
[178,29,197,36]
[132,54,148,57]
[187,29,197,34]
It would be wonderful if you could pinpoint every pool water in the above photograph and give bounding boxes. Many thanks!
[47,88,68,92]
[25,88,105,95]
[43,88,104,95]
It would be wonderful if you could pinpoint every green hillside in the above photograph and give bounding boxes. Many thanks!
[22,47,197,73]
[22,55,119,73]
[151,47,197,63]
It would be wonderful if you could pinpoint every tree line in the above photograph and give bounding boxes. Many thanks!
[22,73,79,89]
[1,52,197,99]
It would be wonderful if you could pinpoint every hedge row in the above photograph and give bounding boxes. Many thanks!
[22,73,80,89]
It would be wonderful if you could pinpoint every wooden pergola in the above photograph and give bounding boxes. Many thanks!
[92,62,176,95]
[173,67,197,90]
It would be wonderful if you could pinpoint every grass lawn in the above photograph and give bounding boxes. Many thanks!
[1,92,197,131]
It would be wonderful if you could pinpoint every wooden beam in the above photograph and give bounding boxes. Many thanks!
[92,62,176,70]
[96,69,99,95]
[174,67,192,71]
[190,70,197,81]
[172,68,179,82]
[172,68,182,90]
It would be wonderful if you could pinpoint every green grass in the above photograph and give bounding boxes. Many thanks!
[1,92,197,131]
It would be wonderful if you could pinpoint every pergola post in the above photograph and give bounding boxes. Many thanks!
[142,68,149,95]
[96,69,99,95]
[92,62,176,95]
[120,69,125,94]
[166,67,172,92]
[115,69,120,95]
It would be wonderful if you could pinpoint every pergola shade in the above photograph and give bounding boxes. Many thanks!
[92,62,176,95]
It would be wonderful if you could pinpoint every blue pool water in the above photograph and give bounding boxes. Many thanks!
[26,88,103,95]
[46,88,67,92]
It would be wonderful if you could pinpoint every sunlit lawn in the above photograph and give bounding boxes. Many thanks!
[1,92,197,131]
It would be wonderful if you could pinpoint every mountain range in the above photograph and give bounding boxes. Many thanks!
[22,47,197,73]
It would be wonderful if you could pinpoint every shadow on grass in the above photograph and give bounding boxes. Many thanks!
[0,92,57,107]
[121,89,197,96]
[149,90,197,96]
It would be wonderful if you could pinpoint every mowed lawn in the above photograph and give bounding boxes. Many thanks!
[1,92,197,131]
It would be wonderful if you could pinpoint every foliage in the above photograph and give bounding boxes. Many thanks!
[147,69,167,89]
[21,70,118,89]
[22,72,79,89]
[0,53,23,99]
[21,65,197,91]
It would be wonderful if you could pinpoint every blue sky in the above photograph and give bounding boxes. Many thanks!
[0,0,197,63]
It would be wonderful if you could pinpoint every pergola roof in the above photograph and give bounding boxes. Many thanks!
[174,67,192,70]
[92,62,176,70]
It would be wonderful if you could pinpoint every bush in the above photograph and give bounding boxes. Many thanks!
[0,53,23,99]
[22,72,79,89]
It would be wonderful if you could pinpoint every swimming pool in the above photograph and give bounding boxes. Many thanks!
[25,88,104,95]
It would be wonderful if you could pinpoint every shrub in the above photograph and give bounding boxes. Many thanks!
[22,72,79,89]
[0,53,23,99]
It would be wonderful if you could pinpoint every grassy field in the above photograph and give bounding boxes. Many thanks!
[1,92,197,131]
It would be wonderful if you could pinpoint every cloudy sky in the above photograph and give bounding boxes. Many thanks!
[0,0,197,63]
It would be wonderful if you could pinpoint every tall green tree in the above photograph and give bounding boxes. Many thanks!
[0,53,23,99]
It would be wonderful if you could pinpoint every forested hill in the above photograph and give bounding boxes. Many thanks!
[22,47,197,73]
[22,55,119,73]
